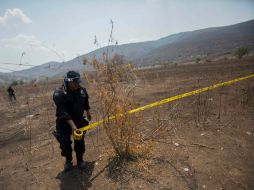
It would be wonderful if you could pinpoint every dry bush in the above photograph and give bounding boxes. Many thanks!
[241,80,254,110]
[84,54,152,160]
[193,84,212,128]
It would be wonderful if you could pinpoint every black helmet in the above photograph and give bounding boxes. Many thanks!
[64,71,82,84]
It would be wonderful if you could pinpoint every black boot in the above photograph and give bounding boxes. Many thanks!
[64,161,73,172]
[64,155,73,172]
[76,154,85,170]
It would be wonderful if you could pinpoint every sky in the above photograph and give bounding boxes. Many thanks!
[0,0,254,72]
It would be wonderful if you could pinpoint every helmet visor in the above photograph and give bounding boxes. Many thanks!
[64,77,82,84]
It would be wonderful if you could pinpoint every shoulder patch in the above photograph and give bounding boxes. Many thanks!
[80,88,87,98]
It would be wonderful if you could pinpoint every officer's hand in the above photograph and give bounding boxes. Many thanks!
[71,125,77,132]
[67,119,77,132]
[87,111,92,121]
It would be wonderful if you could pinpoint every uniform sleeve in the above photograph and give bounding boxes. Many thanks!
[84,89,90,111]
[53,90,72,120]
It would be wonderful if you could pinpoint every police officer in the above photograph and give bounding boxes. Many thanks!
[53,71,91,171]
[7,85,16,102]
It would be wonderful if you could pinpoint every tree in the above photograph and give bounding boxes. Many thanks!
[11,80,18,86]
[195,58,201,63]
[236,47,249,59]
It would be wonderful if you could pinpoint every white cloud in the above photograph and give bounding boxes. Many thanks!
[0,8,32,25]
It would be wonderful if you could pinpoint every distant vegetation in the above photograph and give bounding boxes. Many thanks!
[195,58,201,63]
[11,80,18,86]
[236,47,249,59]
[11,80,24,86]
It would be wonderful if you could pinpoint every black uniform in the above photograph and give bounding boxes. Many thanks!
[7,86,16,101]
[53,85,90,162]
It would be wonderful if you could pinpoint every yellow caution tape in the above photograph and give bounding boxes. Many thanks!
[79,73,254,132]
[73,129,84,140]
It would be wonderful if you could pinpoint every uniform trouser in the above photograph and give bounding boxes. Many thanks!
[8,94,16,101]
[54,132,85,162]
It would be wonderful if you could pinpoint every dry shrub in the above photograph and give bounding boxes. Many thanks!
[193,88,212,128]
[84,54,152,160]
[241,80,254,110]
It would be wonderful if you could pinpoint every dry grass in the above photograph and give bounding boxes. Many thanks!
[83,54,153,160]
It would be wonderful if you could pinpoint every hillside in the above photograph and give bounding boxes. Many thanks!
[138,19,254,65]
[1,19,254,83]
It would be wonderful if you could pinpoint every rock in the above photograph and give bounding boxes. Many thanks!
[229,168,242,177]
[26,113,40,119]
[26,114,34,118]
[174,142,179,147]
[246,131,251,136]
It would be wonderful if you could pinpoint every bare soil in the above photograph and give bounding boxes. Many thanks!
[0,56,254,190]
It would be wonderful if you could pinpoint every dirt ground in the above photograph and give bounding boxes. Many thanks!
[0,56,254,190]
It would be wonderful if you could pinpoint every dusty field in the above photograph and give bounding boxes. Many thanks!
[0,56,254,190]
